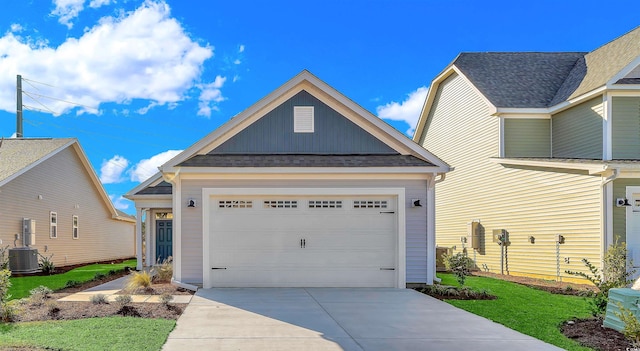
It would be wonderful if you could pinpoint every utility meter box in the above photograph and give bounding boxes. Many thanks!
[22,218,36,246]
[467,221,481,249]
[493,229,507,243]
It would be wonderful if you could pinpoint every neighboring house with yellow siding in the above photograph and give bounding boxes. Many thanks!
[414,26,640,282]
[0,138,135,271]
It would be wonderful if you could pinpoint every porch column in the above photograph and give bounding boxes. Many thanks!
[135,207,143,271]
[145,211,152,267]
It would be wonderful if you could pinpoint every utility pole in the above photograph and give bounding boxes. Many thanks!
[16,74,23,138]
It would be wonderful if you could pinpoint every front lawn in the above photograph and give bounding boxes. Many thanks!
[8,259,136,300]
[437,273,593,351]
[0,317,175,351]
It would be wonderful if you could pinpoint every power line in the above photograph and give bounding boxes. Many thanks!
[22,90,99,112]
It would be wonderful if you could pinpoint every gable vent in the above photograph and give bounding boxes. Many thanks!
[294,106,314,133]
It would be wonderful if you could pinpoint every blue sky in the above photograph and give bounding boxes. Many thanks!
[0,0,638,214]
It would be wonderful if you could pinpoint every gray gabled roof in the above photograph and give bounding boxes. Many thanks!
[178,154,434,168]
[0,138,75,185]
[453,52,586,108]
[449,26,640,109]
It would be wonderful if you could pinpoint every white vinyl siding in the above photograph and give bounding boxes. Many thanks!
[0,147,134,267]
[179,178,427,285]
[421,73,602,281]
[503,119,551,157]
[612,97,640,160]
[552,97,603,159]
[50,211,57,238]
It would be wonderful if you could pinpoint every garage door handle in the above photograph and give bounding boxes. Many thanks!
[211,267,227,270]
[380,268,395,270]
[380,211,395,214]
[300,239,306,248]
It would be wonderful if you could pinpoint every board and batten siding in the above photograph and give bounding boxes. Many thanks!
[0,147,135,267]
[504,119,551,157]
[612,97,640,160]
[613,178,640,243]
[420,73,602,281]
[552,97,603,159]
[178,178,428,285]
[211,90,396,155]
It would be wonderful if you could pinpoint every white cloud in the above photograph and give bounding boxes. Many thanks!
[89,0,111,8]
[197,75,226,117]
[51,0,85,28]
[233,59,241,65]
[9,132,16,138]
[100,155,129,184]
[376,86,428,135]
[110,194,131,211]
[1,1,216,116]
[238,44,245,53]
[129,149,182,182]
[10,24,23,33]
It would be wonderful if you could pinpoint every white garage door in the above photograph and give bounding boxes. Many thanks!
[208,195,397,287]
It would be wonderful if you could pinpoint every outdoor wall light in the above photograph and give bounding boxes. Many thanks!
[528,236,535,244]
[187,199,196,208]
[411,199,422,207]
[616,198,632,207]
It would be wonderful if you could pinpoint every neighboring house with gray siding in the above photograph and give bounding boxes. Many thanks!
[0,138,135,270]
[414,26,640,283]
[126,70,449,289]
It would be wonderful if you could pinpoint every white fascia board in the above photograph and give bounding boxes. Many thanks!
[490,157,608,174]
[607,55,640,86]
[175,166,448,175]
[495,110,551,118]
[125,172,165,198]
[606,89,640,95]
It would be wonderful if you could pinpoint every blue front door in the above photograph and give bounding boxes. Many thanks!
[156,220,173,263]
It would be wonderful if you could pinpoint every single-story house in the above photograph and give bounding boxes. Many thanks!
[0,138,136,270]
[126,70,449,288]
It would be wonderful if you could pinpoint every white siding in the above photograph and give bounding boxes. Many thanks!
[0,147,135,267]
[179,178,427,285]
[421,73,602,281]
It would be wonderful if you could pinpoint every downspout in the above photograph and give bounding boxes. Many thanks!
[601,167,619,275]
[429,172,447,284]
[602,167,619,186]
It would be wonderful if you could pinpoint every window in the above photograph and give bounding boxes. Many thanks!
[264,200,298,208]
[72,215,79,239]
[353,200,388,209]
[309,200,342,209]
[50,211,57,238]
[294,106,314,133]
[219,200,253,208]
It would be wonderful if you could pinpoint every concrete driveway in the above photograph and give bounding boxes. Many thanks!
[162,288,562,351]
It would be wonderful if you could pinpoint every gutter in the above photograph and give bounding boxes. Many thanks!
[602,168,620,186]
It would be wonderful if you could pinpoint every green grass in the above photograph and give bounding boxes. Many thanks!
[8,259,136,300]
[0,317,175,351]
[437,273,593,351]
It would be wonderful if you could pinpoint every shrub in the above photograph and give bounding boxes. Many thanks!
[114,294,132,307]
[29,285,53,305]
[38,253,55,275]
[154,257,173,283]
[566,239,635,316]
[443,252,474,286]
[0,269,14,322]
[0,246,9,270]
[90,294,108,304]
[0,300,17,322]
[64,280,81,289]
[126,271,152,292]
[94,272,107,281]
[160,293,173,306]
[614,303,640,345]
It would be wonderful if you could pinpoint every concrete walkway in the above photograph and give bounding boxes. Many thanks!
[58,275,193,303]
[162,288,562,351]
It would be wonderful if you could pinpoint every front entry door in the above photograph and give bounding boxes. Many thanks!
[156,220,173,263]
[626,187,640,276]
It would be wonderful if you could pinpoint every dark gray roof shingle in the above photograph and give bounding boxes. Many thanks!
[178,154,434,167]
[135,181,172,195]
[453,52,586,108]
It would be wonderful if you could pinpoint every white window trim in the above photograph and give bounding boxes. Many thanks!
[294,106,314,133]
[72,215,79,239]
[50,211,57,239]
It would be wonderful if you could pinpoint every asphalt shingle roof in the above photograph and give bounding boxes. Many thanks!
[451,26,640,108]
[0,138,74,184]
[453,52,586,108]
[178,154,434,168]
[135,181,172,195]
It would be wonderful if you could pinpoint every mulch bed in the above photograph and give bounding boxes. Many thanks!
[472,271,597,296]
[561,318,633,351]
